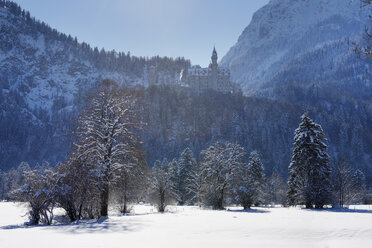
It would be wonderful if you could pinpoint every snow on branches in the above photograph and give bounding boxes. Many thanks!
[287,113,331,208]
[74,79,145,217]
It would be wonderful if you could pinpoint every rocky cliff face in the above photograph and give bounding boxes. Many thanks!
[221,0,369,93]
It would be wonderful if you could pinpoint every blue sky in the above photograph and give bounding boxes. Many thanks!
[13,0,268,66]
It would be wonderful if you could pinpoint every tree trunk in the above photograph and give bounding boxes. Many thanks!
[121,194,128,214]
[243,203,251,210]
[159,190,165,212]
[100,185,109,217]
[30,208,40,225]
[305,201,312,209]
[66,204,77,222]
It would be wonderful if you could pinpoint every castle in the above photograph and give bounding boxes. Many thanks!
[147,47,239,93]
[180,47,238,93]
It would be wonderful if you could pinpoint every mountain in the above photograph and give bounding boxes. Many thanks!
[217,0,372,182]
[1,0,372,186]
[220,0,371,94]
[0,1,189,170]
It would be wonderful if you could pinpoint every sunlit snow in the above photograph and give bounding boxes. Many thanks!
[1,202,372,248]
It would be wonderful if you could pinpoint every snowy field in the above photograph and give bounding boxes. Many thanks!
[1,202,372,248]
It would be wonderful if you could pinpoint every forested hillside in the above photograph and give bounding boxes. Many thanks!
[140,85,372,184]
[0,0,189,169]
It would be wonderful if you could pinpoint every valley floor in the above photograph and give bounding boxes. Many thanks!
[0,202,372,248]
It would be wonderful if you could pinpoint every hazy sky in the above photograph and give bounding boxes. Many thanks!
[13,0,269,66]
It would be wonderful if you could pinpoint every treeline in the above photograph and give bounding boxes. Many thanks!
[148,144,276,212]
[0,133,368,224]
[0,81,370,225]
[141,85,372,184]
[0,0,190,76]
[0,142,286,225]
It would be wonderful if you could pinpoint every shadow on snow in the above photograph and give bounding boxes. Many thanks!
[226,208,270,214]
[0,216,146,234]
[302,207,372,214]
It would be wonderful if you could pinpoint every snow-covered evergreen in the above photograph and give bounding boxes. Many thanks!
[287,113,331,208]
[170,148,197,205]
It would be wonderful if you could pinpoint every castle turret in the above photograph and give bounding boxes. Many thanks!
[210,46,218,69]
[178,46,237,93]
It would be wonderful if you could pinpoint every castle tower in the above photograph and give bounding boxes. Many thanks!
[209,46,218,90]
[210,46,218,69]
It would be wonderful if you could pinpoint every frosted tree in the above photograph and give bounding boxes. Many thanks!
[0,170,4,199]
[332,159,367,207]
[185,159,203,206]
[287,113,331,208]
[15,162,31,186]
[114,149,149,214]
[200,141,245,209]
[264,173,287,206]
[351,169,367,203]
[54,153,101,221]
[171,147,197,205]
[353,0,372,60]
[75,79,143,217]
[148,159,176,212]
[11,168,58,225]
[332,159,354,207]
[232,151,265,209]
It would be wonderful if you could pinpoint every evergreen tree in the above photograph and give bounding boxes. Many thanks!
[185,161,203,206]
[287,113,331,208]
[172,148,197,205]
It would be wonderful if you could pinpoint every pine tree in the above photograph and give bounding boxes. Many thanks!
[185,161,203,206]
[287,113,331,208]
[172,147,197,205]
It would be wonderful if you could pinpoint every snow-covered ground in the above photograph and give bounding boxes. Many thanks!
[1,202,372,248]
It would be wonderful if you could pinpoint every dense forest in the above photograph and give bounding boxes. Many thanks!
[2,83,372,183]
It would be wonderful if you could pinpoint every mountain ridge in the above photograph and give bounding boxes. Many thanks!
[221,0,370,93]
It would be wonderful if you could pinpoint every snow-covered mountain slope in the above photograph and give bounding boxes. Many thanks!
[220,0,370,93]
[0,7,141,114]
[0,1,189,170]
